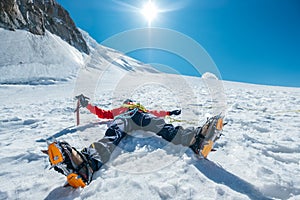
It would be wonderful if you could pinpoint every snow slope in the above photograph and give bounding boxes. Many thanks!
[0,28,157,85]
[0,28,300,200]
[0,28,83,85]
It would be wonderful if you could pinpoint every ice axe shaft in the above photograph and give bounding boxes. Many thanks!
[76,99,80,126]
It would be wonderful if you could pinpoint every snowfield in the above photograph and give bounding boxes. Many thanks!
[0,28,300,200]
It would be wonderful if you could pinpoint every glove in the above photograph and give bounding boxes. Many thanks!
[76,94,89,108]
[169,109,181,116]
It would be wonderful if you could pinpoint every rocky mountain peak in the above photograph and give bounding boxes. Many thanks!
[0,0,89,54]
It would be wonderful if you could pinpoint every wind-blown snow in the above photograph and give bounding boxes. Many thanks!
[0,28,300,200]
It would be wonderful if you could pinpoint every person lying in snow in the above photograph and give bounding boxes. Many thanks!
[43,94,211,188]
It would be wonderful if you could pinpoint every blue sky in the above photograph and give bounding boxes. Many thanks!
[57,0,300,87]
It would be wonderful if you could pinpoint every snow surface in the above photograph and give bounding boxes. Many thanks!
[1,28,300,200]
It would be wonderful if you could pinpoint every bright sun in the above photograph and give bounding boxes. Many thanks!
[141,1,158,25]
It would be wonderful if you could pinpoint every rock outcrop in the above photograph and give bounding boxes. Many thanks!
[0,0,89,54]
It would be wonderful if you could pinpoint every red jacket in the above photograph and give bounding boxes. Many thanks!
[86,104,170,119]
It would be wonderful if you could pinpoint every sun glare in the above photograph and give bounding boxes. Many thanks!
[141,1,158,26]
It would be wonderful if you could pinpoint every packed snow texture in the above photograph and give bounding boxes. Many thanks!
[0,28,300,200]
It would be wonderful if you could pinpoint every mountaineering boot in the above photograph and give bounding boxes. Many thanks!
[189,127,206,154]
[190,115,225,157]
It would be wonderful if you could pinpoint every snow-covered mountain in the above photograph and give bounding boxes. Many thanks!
[0,27,158,86]
[0,0,89,54]
[1,3,300,200]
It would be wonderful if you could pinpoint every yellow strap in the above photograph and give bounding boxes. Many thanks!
[122,103,148,113]
[165,116,198,125]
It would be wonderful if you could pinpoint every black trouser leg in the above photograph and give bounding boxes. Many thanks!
[131,111,197,147]
[156,124,195,146]
[90,119,127,164]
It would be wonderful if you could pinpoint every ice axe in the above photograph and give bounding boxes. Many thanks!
[74,94,90,126]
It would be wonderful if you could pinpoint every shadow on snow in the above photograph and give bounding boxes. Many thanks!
[188,151,272,200]
[36,121,111,143]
